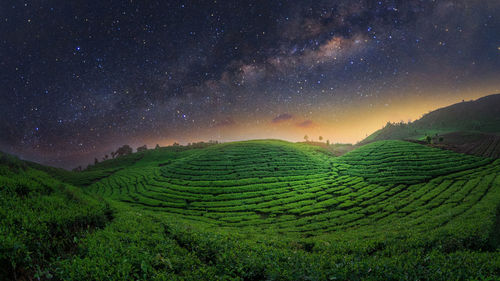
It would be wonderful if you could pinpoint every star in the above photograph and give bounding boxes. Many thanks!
[0,0,498,168]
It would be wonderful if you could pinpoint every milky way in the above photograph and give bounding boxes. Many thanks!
[1,0,499,168]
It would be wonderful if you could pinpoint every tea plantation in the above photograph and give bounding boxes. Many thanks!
[2,140,500,280]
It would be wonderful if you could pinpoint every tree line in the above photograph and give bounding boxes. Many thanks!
[73,141,220,172]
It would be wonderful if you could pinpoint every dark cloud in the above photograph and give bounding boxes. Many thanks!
[296,120,315,128]
[272,113,294,123]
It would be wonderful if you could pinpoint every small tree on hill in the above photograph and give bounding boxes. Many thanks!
[115,145,133,157]
[137,145,148,153]
[425,135,432,144]
[326,139,330,145]
[155,144,160,149]
[94,158,99,165]
[304,135,309,142]
[319,136,323,142]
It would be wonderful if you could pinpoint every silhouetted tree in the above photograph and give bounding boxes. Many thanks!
[425,135,432,144]
[155,144,160,149]
[94,158,99,165]
[115,145,133,157]
[111,151,116,159]
[319,136,323,141]
[102,154,109,161]
[304,135,309,142]
[137,145,148,152]
[326,140,330,145]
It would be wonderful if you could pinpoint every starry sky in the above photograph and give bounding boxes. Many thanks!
[1,0,500,168]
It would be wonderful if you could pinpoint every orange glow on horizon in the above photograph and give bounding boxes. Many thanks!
[142,89,499,147]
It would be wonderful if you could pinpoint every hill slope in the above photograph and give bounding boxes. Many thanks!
[2,140,500,280]
[0,152,112,279]
[361,94,500,146]
[86,140,497,234]
[431,131,500,159]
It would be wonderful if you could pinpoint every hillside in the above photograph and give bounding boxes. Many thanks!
[1,140,500,280]
[361,94,500,147]
[0,152,112,279]
[430,131,500,159]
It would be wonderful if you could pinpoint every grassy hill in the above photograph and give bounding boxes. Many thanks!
[0,152,112,280]
[430,131,500,159]
[1,140,500,280]
[360,94,500,148]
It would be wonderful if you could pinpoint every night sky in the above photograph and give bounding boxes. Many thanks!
[1,0,499,168]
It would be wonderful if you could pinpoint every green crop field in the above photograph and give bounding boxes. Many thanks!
[2,140,500,280]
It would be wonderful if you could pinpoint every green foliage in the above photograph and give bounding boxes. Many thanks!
[1,140,500,280]
[0,157,112,280]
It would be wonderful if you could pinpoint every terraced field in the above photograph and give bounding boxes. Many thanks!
[435,132,500,159]
[3,140,500,280]
[86,140,500,238]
